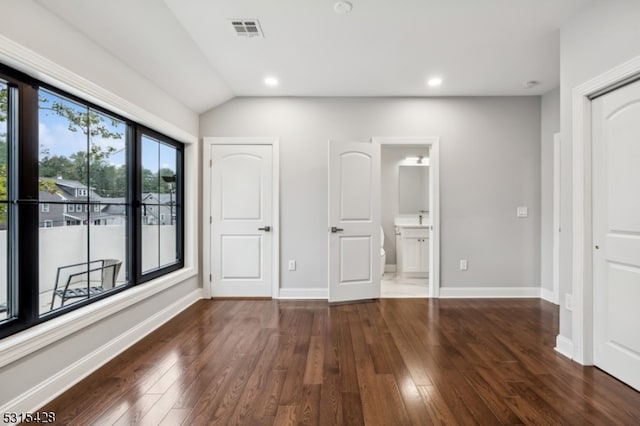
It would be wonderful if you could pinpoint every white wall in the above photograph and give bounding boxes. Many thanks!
[381,146,429,265]
[0,0,202,413]
[540,88,560,293]
[559,0,640,339]
[200,96,541,291]
[0,0,198,139]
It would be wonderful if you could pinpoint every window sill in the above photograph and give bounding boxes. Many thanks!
[0,267,198,369]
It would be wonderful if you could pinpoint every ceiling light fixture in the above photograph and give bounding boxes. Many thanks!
[264,76,279,87]
[334,1,353,15]
[427,77,443,87]
[523,80,540,89]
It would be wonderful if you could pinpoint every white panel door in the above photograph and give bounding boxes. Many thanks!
[211,145,273,297]
[592,79,640,391]
[328,141,380,302]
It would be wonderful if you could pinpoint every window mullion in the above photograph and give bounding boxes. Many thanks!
[17,82,40,325]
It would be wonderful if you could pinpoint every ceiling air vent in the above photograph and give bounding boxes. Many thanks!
[230,19,264,38]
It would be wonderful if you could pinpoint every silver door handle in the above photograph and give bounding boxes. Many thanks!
[331,227,344,233]
[258,226,271,232]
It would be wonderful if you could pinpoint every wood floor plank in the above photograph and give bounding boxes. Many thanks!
[341,391,364,426]
[38,298,640,425]
[253,368,287,419]
[229,332,280,424]
[273,405,297,426]
[417,384,463,425]
[318,373,343,426]
[158,408,191,426]
[296,384,321,426]
[303,335,324,385]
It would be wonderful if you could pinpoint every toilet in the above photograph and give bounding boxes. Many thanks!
[380,226,386,277]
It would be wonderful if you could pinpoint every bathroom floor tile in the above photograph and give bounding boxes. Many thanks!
[381,273,429,298]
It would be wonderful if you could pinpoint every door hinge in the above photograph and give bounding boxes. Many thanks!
[209,159,212,167]
[209,274,212,282]
[210,216,212,224]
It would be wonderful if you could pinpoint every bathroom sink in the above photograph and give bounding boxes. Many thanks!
[394,216,430,227]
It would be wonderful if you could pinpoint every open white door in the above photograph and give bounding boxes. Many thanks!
[210,145,273,297]
[592,79,640,391]
[328,140,380,303]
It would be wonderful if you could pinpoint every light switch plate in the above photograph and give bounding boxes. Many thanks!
[517,206,528,218]
[288,260,296,271]
[459,259,468,271]
[565,293,573,311]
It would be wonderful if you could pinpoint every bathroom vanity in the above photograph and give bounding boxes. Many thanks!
[395,216,429,278]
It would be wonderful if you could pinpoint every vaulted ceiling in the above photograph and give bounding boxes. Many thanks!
[36,0,592,113]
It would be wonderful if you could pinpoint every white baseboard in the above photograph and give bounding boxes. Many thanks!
[439,286,541,298]
[1,288,204,417]
[555,335,574,359]
[384,264,397,273]
[540,288,559,305]
[277,288,328,299]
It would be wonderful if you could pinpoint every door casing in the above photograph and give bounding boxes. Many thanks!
[570,55,640,365]
[202,137,280,298]
[373,137,440,298]
[552,132,561,305]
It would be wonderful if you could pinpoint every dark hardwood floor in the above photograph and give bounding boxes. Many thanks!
[40,298,640,425]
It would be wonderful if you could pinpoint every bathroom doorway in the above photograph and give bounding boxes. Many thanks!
[374,137,440,298]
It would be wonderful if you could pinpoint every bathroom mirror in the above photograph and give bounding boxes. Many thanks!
[398,165,429,214]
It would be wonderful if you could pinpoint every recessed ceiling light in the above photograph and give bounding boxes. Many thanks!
[334,1,353,14]
[264,76,279,87]
[427,77,443,87]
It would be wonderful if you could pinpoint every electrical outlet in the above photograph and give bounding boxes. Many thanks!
[288,260,296,271]
[459,259,468,271]
[565,294,573,311]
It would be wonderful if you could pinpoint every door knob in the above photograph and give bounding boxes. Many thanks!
[258,226,271,232]
[331,227,344,233]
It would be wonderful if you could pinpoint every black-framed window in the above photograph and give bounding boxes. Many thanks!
[0,77,17,323]
[0,63,184,338]
[139,129,182,279]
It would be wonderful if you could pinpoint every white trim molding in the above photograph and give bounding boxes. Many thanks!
[555,335,574,360]
[439,286,542,299]
[552,133,561,306]
[202,137,281,299]
[540,287,559,305]
[372,137,441,298]
[0,288,204,416]
[0,268,198,369]
[571,54,640,365]
[277,288,329,300]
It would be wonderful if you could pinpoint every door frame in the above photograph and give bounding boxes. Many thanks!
[571,55,640,365]
[202,137,280,299]
[552,132,561,305]
[372,136,440,298]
